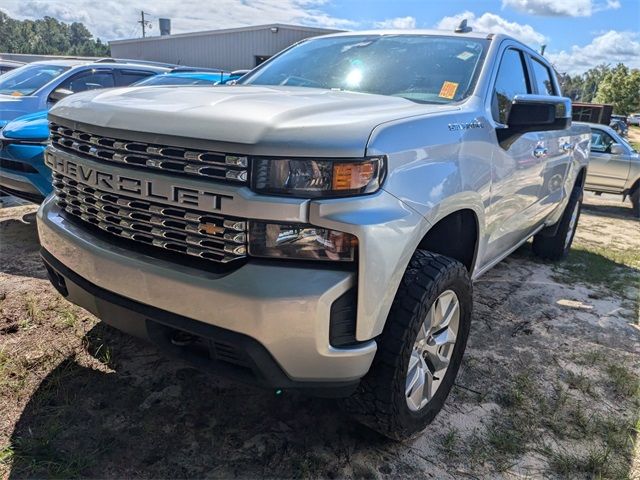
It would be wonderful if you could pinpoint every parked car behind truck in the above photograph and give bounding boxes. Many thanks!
[0,60,169,201]
[0,59,169,128]
[38,27,590,439]
[582,122,640,216]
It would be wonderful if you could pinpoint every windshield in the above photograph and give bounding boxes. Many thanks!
[135,74,226,86]
[241,35,487,103]
[0,63,70,96]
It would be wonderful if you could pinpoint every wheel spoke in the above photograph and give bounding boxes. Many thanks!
[432,326,457,346]
[406,357,427,409]
[416,314,430,343]
[405,289,461,412]
[407,350,420,374]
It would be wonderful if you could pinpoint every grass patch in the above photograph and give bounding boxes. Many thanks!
[7,436,97,478]
[20,294,41,329]
[0,347,29,394]
[59,310,78,329]
[0,444,14,464]
[546,445,617,478]
[606,363,640,398]
[552,244,640,299]
[439,427,458,457]
[565,371,597,397]
[93,343,114,368]
[478,365,640,477]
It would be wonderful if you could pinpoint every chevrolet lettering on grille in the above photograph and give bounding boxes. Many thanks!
[45,151,232,212]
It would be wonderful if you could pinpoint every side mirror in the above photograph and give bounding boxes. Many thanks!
[505,95,572,134]
[609,143,625,155]
[48,88,74,103]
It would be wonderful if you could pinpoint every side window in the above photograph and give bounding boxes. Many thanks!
[58,69,115,93]
[117,70,155,86]
[530,57,555,95]
[492,49,530,124]
[590,130,615,153]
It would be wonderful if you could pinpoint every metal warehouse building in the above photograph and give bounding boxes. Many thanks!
[109,24,341,71]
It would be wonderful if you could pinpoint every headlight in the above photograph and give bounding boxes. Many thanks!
[251,156,385,198]
[248,222,357,262]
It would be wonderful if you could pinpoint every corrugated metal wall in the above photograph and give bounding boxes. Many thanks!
[110,26,338,70]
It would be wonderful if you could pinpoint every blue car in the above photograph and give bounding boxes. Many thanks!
[0,59,169,128]
[133,68,248,86]
[0,60,169,202]
[0,110,50,202]
[0,69,248,202]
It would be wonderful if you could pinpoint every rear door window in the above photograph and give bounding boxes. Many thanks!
[58,69,115,93]
[116,69,157,86]
[529,57,556,95]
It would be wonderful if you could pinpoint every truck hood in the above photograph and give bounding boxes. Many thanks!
[1,110,49,140]
[49,85,457,157]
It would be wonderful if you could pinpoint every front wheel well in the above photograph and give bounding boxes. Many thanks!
[575,167,587,191]
[416,209,478,272]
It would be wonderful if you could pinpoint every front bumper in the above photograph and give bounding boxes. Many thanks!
[0,143,49,203]
[38,198,377,389]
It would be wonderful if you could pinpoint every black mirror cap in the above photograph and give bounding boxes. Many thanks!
[507,95,572,133]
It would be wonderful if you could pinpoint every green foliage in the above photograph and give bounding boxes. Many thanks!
[594,63,640,115]
[0,12,109,57]
[556,62,640,114]
[556,64,611,102]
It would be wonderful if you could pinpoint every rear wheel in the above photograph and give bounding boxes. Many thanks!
[532,183,583,260]
[630,185,640,218]
[342,251,472,440]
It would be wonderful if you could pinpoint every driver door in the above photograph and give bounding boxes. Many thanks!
[587,129,630,190]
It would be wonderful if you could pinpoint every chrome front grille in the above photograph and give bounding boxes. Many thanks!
[52,172,248,264]
[49,123,248,183]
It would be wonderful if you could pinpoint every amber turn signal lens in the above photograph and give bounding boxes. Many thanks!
[332,161,376,191]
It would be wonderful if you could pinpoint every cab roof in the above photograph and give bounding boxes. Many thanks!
[30,59,169,72]
[318,28,503,41]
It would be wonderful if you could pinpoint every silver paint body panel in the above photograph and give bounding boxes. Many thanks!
[40,31,591,381]
[581,123,640,194]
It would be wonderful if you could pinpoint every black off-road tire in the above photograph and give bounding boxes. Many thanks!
[341,250,472,440]
[630,185,640,218]
[532,183,583,261]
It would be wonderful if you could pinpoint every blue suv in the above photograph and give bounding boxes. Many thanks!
[0,60,169,201]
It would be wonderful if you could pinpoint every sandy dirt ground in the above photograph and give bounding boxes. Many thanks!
[0,192,638,479]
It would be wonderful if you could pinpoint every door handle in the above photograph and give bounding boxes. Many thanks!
[561,142,574,152]
[533,146,548,158]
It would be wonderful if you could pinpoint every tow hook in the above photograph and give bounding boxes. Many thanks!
[170,330,198,346]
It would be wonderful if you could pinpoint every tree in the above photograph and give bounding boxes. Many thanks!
[594,64,640,115]
[0,12,109,57]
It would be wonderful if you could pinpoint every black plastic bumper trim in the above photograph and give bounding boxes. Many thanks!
[40,248,360,397]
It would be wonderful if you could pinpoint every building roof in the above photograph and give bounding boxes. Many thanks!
[110,23,342,45]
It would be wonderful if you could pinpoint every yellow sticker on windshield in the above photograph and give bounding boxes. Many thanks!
[439,81,459,99]
[10,91,23,97]
[457,51,475,61]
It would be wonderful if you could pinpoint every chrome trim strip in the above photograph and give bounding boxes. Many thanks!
[53,172,248,264]
[49,123,248,183]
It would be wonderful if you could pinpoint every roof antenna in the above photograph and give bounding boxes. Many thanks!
[455,19,472,34]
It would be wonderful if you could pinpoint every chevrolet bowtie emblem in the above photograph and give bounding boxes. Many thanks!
[200,223,225,235]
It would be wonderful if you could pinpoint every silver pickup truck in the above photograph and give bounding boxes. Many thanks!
[37,26,590,439]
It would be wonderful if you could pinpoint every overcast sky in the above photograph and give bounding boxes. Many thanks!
[2,0,639,74]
